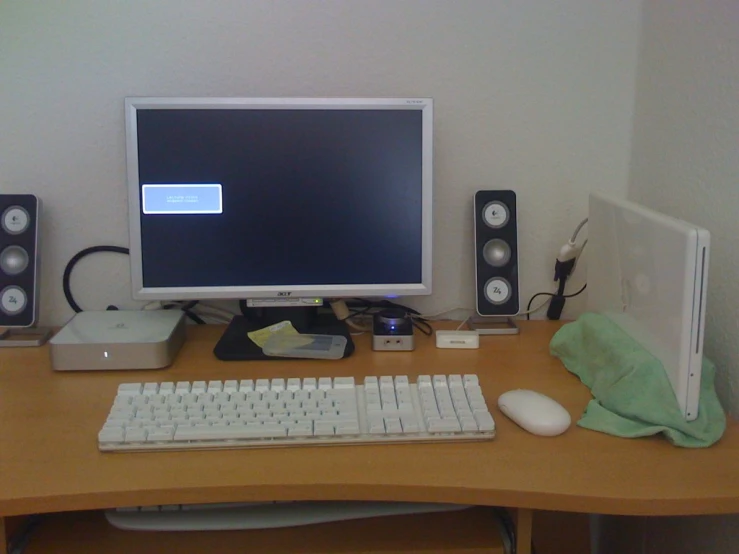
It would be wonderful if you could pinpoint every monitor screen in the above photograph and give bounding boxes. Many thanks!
[125,97,433,301]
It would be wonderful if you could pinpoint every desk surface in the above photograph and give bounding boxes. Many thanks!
[1,321,738,518]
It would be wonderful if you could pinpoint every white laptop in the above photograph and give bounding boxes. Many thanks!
[586,192,710,421]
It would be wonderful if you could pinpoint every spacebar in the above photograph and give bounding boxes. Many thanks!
[174,425,286,441]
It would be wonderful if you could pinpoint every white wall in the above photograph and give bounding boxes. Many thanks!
[0,0,641,325]
[629,0,739,418]
[624,1,739,552]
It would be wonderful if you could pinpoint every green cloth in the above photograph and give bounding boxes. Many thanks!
[549,312,726,448]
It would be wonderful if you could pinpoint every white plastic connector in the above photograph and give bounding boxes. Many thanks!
[329,299,352,321]
[557,240,581,262]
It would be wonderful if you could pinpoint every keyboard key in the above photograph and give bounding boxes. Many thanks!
[427,419,461,433]
[288,425,313,437]
[463,375,479,387]
[336,422,360,435]
[368,417,385,434]
[333,377,355,389]
[99,429,125,443]
[400,416,420,433]
[384,418,402,434]
[118,383,143,396]
[474,411,496,432]
[125,428,148,442]
[147,428,175,442]
[433,375,448,388]
[314,421,335,436]
[461,418,478,432]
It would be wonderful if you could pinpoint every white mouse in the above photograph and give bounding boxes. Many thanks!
[497,389,572,436]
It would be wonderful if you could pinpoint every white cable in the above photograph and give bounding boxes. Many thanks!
[415,307,472,320]
[517,296,553,317]
[570,217,588,243]
[455,316,470,331]
[345,318,372,332]
[195,314,232,325]
[198,315,228,325]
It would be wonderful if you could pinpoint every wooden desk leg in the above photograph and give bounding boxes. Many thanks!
[1,516,7,554]
[516,508,533,554]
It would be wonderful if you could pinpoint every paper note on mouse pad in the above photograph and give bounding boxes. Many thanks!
[247,320,311,348]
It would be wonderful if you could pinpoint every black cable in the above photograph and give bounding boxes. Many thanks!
[164,301,206,325]
[184,311,206,325]
[62,245,129,313]
[526,292,554,321]
[493,508,537,554]
[546,257,577,320]
[493,507,516,551]
[410,317,433,336]
[346,305,373,320]
[62,246,207,324]
[7,513,44,554]
[526,283,587,321]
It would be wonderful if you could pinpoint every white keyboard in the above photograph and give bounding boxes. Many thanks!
[98,374,495,452]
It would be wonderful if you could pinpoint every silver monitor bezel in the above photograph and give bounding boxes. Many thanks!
[125,96,433,301]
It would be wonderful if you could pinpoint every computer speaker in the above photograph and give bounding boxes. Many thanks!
[474,190,519,317]
[0,194,41,327]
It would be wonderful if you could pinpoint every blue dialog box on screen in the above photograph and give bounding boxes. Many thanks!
[142,184,223,214]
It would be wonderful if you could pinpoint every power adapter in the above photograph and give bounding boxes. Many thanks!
[546,295,567,320]
[546,240,581,320]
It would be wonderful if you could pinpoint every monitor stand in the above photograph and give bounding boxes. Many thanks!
[213,306,355,361]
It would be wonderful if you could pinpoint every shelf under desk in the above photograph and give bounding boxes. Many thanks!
[22,508,506,554]
[1,321,738,554]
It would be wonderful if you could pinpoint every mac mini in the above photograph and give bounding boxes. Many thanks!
[50,310,186,371]
[587,192,709,421]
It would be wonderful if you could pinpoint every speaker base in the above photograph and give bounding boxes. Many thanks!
[0,326,53,347]
[468,316,520,336]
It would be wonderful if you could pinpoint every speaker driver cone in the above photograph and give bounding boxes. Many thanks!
[484,277,512,305]
[482,239,511,267]
[0,245,29,275]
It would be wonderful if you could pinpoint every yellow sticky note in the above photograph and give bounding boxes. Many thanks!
[247,320,300,348]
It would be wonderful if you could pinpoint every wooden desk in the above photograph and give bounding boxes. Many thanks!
[1,321,738,554]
